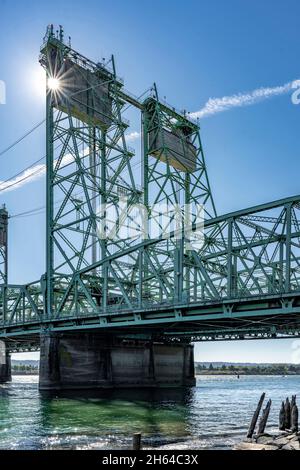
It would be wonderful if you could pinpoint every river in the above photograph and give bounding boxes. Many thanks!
[0,375,299,450]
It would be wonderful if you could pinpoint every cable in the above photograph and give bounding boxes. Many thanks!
[0,155,46,194]
[0,139,66,195]
[10,188,86,219]
[0,119,45,158]
[10,205,46,218]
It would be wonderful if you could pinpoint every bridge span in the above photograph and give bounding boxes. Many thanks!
[0,26,299,390]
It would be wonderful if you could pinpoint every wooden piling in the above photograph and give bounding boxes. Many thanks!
[291,395,296,409]
[284,397,291,430]
[257,399,272,435]
[247,392,265,438]
[279,401,285,430]
[291,404,298,433]
[132,433,142,450]
[290,395,296,426]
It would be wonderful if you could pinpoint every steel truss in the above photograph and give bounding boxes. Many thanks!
[1,195,300,343]
[1,28,300,348]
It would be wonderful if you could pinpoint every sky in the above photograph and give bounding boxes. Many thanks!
[1,0,300,363]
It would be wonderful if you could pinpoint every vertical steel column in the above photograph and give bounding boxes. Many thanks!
[174,237,184,302]
[279,239,284,291]
[142,110,149,299]
[89,127,97,272]
[227,218,233,297]
[184,173,191,302]
[100,129,107,261]
[46,78,54,317]
[100,129,107,312]
[0,206,8,285]
[0,207,8,326]
[285,203,292,293]
[138,247,143,307]
[102,262,108,313]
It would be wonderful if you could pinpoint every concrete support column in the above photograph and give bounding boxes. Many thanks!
[39,332,196,391]
[0,342,11,383]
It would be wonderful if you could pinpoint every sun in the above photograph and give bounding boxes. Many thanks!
[48,77,60,91]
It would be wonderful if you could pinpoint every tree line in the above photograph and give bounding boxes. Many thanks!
[195,363,300,375]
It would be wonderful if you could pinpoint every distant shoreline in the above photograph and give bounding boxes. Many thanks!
[196,363,300,376]
[12,371,39,376]
[196,371,300,376]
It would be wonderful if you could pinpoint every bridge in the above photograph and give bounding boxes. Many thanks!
[0,25,300,390]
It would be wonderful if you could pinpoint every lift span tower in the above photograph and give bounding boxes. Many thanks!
[0,26,300,390]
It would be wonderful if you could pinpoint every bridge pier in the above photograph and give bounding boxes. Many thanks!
[39,332,195,391]
[0,342,11,383]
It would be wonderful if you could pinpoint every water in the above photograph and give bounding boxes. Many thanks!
[0,374,299,450]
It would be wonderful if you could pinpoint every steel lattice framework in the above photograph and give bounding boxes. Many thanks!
[1,26,300,351]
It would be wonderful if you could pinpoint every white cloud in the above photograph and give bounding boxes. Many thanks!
[125,131,140,142]
[0,80,6,105]
[0,163,46,193]
[1,79,297,193]
[0,152,77,195]
[190,80,296,119]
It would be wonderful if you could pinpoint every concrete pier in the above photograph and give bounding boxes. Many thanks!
[0,343,11,383]
[39,332,195,391]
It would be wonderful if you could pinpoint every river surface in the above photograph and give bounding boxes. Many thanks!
[0,375,299,450]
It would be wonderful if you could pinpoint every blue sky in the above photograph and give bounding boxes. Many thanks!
[1,0,300,362]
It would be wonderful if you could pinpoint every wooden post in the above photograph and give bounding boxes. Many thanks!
[132,433,142,450]
[257,399,272,435]
[291,404,298,433]
[290,395,296,425]
[284,397,291,430]
[291,395,296,409]
[247,393,265,438]
[279,401,285,430]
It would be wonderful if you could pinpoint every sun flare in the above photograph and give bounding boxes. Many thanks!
[48,77,60,91]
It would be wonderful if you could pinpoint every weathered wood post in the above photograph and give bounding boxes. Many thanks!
[291,395,296,409]
[291,404,298,433]
[247,393,265,438]
[290,395,296,426]
[279,401,285,430]
[132,433,142,450]
[257,399,272,435]
[284,397,291,430]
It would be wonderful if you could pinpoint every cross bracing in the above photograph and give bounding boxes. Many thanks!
[0,26,300,348]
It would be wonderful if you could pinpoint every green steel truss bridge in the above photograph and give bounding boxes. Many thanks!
[1,26,300,352]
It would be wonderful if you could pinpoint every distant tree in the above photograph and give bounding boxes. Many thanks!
[209,363,214,370]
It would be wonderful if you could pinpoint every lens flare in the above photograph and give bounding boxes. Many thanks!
[48,77,60,91]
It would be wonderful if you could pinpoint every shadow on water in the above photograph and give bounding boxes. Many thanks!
[37,387,196,449]
[40,386,195,403]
